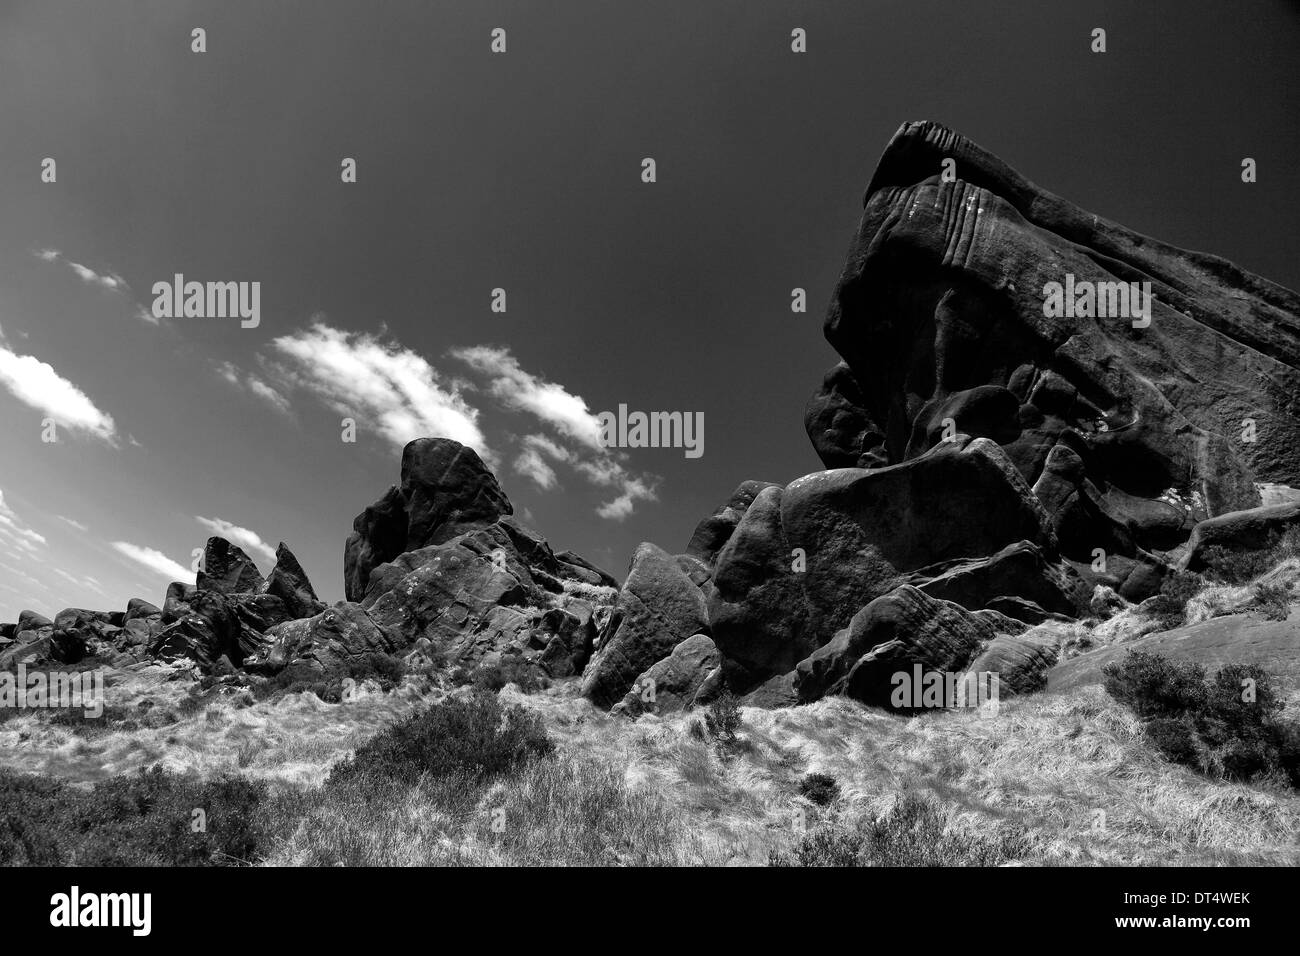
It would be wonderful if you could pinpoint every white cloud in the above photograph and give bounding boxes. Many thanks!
[450,345,603,450]
[245,376,292,416]
[55,515,89,533]
[215,361,292,416]
[0,339,118,443]
[513,445,558,490]
[111,542,192,582]
[270,321,487,456]
[0,490,46,554]
[449,348,659,519]
[194,516,276,565]
[595,477,656,521]
[34,248,127,292]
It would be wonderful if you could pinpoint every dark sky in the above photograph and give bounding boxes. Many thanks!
[1,0,1297,620]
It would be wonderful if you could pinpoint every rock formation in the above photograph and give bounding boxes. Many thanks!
[4,121,1297,721]
[581,120,1300,714]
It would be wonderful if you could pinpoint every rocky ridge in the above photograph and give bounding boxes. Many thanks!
[4,122,1299,718]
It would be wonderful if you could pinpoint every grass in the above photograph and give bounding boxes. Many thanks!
[769,792,1030,866]
[4,680,1298,866]
[1199,526,1300,585]
[0,766,267,866]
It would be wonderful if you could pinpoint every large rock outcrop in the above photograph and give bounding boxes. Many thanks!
[598,120,1299,714]
[344,439,513,602]
[809,120,1300,591]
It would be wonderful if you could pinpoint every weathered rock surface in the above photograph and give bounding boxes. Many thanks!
[1048,608,1300,694]
[344,439,513,602]
[685,479,781,567]
[197,537,265,594]
[1180,502,1300,572]
[808,120,1300,608]
[908,540,1077,621]
[265,543,327,620]
[968,625,1065,696]
[611,633,722,717]
[245,602,395,676]
[707,435,1054,693]
[793,585,997,704]
[581,543,710,708]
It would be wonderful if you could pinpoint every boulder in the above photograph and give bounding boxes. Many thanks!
[535,605,597,677]
[150,588,266,668]
[343,439,514,603]
[554,550,618,589]
[685,479,781,566]
[709,436,1055,692]
[401,438,513,550]
[343,485,408,604]
[125,598,161,622]
[363,534,531,657]
[612,634,722,717]
[197,537,265,594]
[793,585,996,705]
[245,603,395,676]
[581,543,710,708]
[16,610,52,634]
[1181,502,1300,571]
[967,625,1064,696]
[805,361,885,470]
[908,540,1076,618]
[264,542,327,619]
[816,119,1300,608]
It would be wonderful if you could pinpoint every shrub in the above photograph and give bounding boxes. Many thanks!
[1144,716,1199,765]
[1104,652,1300,787]
[348,652,406,688]
[471,656,549,694]
[770,793,1028,867]
[1102,651,1206,719]
[1199,542,1278,584]
[703,690,742,748]
[798,772,840,807]
[1143,571,1203,628]
[0,767,268,866]
[326,691,554,787]
[1252,582,1291,621]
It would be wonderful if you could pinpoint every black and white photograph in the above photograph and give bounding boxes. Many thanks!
[0,0,1295,935]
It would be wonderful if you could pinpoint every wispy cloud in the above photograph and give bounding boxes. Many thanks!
[35,248,128,292]
[450,345,659,520]
[194,516,276,565]
[110,542,192,582]
[269,321,488,456]
[0,329,118,443]
[595,477,656,520]
[451,345,604,449]
[515,432,658,521]
[55,515,89,533]
[0,490,46,555]
[216,361,292,416]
